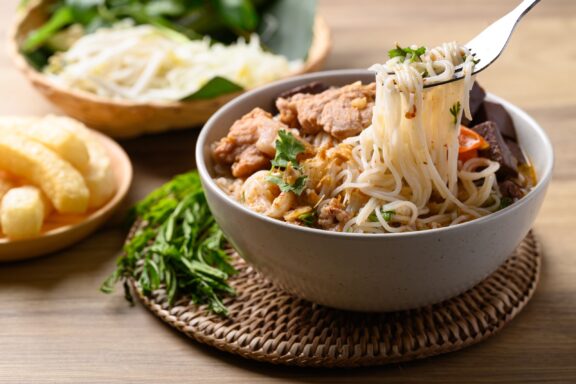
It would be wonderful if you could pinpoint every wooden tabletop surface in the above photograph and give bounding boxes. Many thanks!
[1,0,575,382]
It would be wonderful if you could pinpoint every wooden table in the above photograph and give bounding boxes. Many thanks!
[1,0,575,382]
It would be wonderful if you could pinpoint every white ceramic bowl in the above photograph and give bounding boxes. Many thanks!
[196,70,553,312]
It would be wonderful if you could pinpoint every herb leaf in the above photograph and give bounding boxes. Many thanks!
[368,209,395,223]
[258,0,316,61]
[181,76,243,101]
[101,171,236,316]
[271,129,305,169]
[22,6,74,53]
[267,130,308,195]
[297,211,316,227]
[213,0,259,32]
[388,44,426,62]
[267,174,307,195]
[450,101,462,125]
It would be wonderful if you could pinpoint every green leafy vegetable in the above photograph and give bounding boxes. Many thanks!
[213,0,258,33]
[258,0,316,61]
[388,44,426,62]
[22,6,74,52]
[368,209,395,223]
[22,0,292,55]
[450,101,462,125]
[23,48,53,70]
[271,129,305,168]
[181,76,244,100]
[267,173,307,195]
[267,130,308,195]
[101,171,236,316]
[297,211,316,227]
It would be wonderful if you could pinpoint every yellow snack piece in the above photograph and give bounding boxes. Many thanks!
[0,116,90,173]
[1,186,45,240]
[0,174,13,202]
[44,116,116,209]
[0,132,89,214]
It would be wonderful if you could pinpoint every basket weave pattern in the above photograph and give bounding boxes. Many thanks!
[135,232,541,368]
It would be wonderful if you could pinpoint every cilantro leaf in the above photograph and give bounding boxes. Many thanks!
[297,211,317,227]
[368,209,395,222]
[271,130,305,169]
[267,174,307,196]
[449,101,462,125]
[388,45,426,62]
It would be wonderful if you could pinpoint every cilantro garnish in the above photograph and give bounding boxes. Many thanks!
[297,211,317,227]
[368,209,395,222]
[388,45,426,62]
[267,174,307,195]
[268,130,308,196]
[450,102,462,125]
[271,129,306,168]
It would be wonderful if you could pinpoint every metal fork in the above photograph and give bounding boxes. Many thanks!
[425,0,540,88]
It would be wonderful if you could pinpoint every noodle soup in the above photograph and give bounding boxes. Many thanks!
[210,42,536,234]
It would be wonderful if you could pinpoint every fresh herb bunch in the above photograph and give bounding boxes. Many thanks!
[101,171,236,315]
[23,0,269,53]
[267,129,308,195]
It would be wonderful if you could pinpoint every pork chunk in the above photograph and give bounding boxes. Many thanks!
[499,179,524,200]
[318,198,352,231]
[212,108,288,178]
[231,146,271,178]
[319,95,373,140]
[276,82,375,138]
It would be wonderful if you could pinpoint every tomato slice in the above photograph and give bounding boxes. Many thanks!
[459,149,478,163]
[458,126,489,155]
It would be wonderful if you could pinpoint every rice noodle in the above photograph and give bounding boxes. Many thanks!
[326,42,501,233]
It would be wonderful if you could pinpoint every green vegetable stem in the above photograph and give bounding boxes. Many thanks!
[101,171,236,316]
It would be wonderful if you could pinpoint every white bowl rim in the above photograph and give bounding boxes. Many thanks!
[196,69,554,240]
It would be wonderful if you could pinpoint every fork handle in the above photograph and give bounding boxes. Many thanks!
[511,0,541,21]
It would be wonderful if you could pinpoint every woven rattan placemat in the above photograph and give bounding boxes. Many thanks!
[134,232,541,368]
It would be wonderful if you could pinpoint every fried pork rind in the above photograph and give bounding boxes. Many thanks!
[0,132,89,214]
[0,186,46,240]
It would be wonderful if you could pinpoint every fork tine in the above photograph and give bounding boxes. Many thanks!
[423,0,539,89]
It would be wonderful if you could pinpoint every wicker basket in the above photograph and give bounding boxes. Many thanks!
[9,1,332,138]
